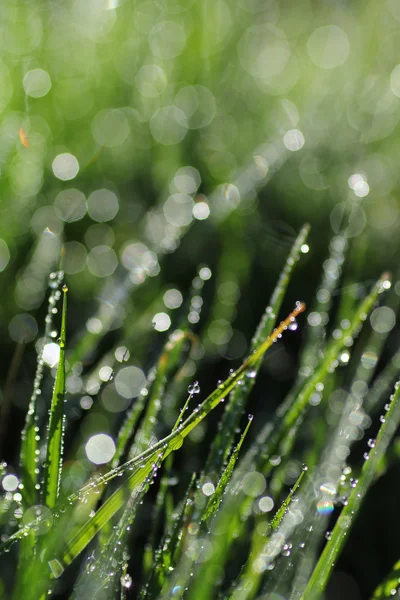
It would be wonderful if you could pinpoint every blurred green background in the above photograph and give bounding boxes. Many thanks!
[1,0,400,598]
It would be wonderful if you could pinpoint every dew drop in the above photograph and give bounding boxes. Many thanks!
[120,574,132,589]
[246,370,257,379]
[188,381,200,395]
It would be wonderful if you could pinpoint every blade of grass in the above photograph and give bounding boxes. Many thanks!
[80,377,199,596]
[202,414,253,523]
[371,558,400,599]
[301,377,400,600]
[13,272,65,600]
[228,469,306,600]
[297,232,348,381]
[113,330,195,467]
[140,474,197,600]
[20,270,64,507]
[42,284,68,509]
[143,388,196,576]
[204,223,310,478]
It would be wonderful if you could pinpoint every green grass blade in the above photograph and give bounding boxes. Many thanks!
[113,329,193,467]
[140,474,197,600]
[365,345,400,414]
[71,473,153,599]
[42,284,68,509]
[204,223,310,477]
[20,271,64,507]
[270,468,306,532]
[57,460,154,571]
[371,558,400,599]
[202,415,253,522]
[301,378,400,600]
[228,469,306,600]
[297,233,348,381]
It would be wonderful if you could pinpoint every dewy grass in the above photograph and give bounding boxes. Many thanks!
[1,225,399,600]
[42,283,68,510]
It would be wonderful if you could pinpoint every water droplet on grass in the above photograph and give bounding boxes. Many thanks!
[246,370,257,378]
[188,381,200,394]
[120,574,132,589]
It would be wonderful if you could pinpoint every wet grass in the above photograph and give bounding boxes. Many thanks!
[0,224,399,600]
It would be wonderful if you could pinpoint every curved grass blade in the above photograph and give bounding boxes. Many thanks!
[42,284,68,509]
[301,378,400,600]
[204,223,310,478]
[54,460,154,572]
[371,558,400,599]
[143,391,196,573]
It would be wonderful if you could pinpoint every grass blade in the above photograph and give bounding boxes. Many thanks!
[20,271,64,507]
[301,378,400,600]
[371,558,400,599]
[42,284,68,509]
[113,329,194,467]
[228,469,306,600]
[202,415,253,523]
[141,474,197,599]
[204,223,310,477]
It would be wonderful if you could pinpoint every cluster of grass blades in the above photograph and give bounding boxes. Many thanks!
[1,222,400,600]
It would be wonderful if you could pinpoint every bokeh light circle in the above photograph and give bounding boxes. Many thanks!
[307,25,350,69]
[150,106,188,145]
[9,313,38,343]
[85,433,116,465]
[87,189,119,222]
[52,153,79,181]
[23,69,52,98]
[92,109,130,147]
[115,366,146,399]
